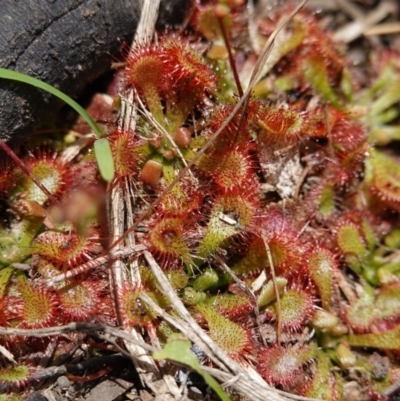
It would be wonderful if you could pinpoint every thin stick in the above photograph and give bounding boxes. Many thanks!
[217,16,244,97]
[108,182,128,326]
[0,322,155,352]
[201,366,322,401]
[293,165,311,199]
[143,251,232,372]
[125,179,141,284]
[217,255,266,346]
[324,104,334,157]
[45,245,146,287]
[337,270,357,303]
[364,22,400,36]
[216,255,256,302]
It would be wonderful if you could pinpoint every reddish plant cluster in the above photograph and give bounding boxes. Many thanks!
[0,142,114,391]
[2,2,400,400]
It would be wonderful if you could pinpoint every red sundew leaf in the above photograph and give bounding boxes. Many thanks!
[197,147,256,190]
[196,304,254,364]
[365,148,400,211]
[197,189,258,258]
[161,37,217,98]
[17,281,59,329]
[57,279,104,321]
[307,247,338,310]
[0,364,34,391]
[12,148,68,206]
[107,129,141,179]
[31,228,102,270]
[147,216,192,268]
[259,343,317,387]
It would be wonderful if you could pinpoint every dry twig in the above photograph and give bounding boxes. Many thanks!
[45,245,146,287]
[111,1,182,398]
[0,323,155,353]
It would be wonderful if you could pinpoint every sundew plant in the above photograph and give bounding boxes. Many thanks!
[1,1,400,400]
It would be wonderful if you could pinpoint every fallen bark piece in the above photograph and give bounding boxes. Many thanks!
[0,0,192,144]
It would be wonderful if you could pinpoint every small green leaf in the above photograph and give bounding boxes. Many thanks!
[94,138,115,182]
[302,56,341,108]
[192,268,219,291]
[0,267,13,298]
[336,222,368,258]
[153,334,230,401]
[370,80,400,117]
[258,277,287,308]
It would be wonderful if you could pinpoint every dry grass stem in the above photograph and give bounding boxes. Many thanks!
[134,0,161,46]
[262,234,282,344]
[334,0,365,21]
[202,366,320,401]
[0,323,155,353]
[364,22,400,36]
[333,1,397,43]
[111,1,182,398]
[45,244,146,287]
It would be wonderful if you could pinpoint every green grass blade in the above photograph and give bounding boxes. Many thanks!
[0,68,102,138]
[0,68,115,181]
